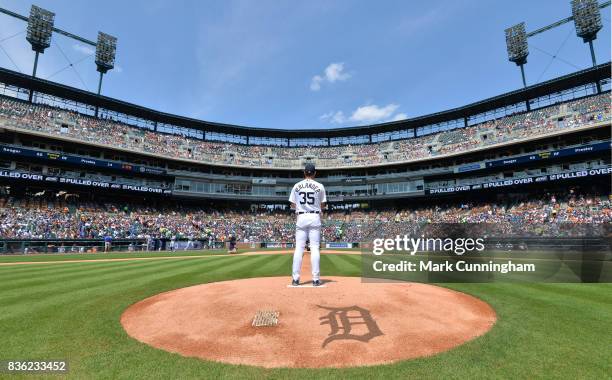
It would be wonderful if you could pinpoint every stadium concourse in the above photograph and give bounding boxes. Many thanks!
[0,186,609,245]
[0,92,609,169]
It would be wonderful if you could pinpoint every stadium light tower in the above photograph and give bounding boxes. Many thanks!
[94,32,117,116]
[95,32,117,94]
[26,5,55,101]
[571,0,602,67]
[505,22,529,88]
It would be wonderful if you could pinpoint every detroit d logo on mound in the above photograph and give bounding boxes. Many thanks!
[318,305,383,347]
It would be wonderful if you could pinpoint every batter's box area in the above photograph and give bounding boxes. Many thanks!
[252,310,279,327]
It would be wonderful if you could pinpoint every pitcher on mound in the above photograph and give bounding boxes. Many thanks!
[289,163,326,286]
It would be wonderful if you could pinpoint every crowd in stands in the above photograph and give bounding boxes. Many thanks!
[0,92,609,169]
[1,189,609,243]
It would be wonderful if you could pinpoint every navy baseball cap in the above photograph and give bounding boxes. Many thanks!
[304,163,316,174]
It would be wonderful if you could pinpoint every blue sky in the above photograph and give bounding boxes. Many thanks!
[0,0,610,130]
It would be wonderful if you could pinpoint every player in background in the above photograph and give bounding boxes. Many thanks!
[289,163,326,286]
[169,235,176,252]
[185,234,194,251]
[228,234,237,253]
[103,234,112,253]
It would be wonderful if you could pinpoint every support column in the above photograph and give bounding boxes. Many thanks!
[28,51,40,102]
[588,41,601,93]
[519,64,527,88]
[95,71,104,117]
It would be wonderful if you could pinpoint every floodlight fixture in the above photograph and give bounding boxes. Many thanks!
[26,5,55,101]
[571,0,602,41]
[95,32,117,74]
[26,5,55,53]
[505,22,529,88]
[505,22,528,65]
[571,0,602,66]
[94,32,117,116]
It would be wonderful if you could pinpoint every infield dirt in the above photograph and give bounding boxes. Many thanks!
[121,258,496,368]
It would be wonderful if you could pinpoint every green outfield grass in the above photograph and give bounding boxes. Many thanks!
[0,250,223,263]
[0,252,610,379]
[0,247,292,263]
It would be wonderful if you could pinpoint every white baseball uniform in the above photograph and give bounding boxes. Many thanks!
[289,178,326,282]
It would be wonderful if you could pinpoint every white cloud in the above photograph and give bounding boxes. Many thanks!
[324,62,350,82]
[350,104,399,123]
[310,62,351,91]
[321,104,407,125]
[310,75,323,91]
[72,43,95,56]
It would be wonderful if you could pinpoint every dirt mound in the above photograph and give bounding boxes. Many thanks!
[121,277,496,368]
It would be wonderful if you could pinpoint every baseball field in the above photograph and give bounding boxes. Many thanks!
[0,249,610,379]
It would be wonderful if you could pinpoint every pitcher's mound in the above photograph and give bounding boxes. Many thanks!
[121,277,495,368]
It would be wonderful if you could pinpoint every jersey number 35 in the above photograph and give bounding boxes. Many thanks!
[298,191,315,205]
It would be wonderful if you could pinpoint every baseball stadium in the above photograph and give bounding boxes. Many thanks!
[0,1,610,379]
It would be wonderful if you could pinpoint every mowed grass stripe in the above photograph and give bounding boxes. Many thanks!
[448,283,610,339]
[0,250,268,281]
[0,253,223,267]
[327,254,362,274]
[461,282,612,314]
[506,284,612,320]
[259,253,293,276]
[495,284,610,377]
[0,259,145,279]
[0,254,274,279]
[524,282,612,305]
[0,257,270,326]
[0,258,211,317]
[0,259,195,291]
[235,254,291,278]
[3,255,270,304]
[0,256,228,296]
[0,253,226,281]
[320,254,344,275]
[0,250,227,263]
[0,256,270,321]
[0,254,248,305]
[156,255,287,287]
